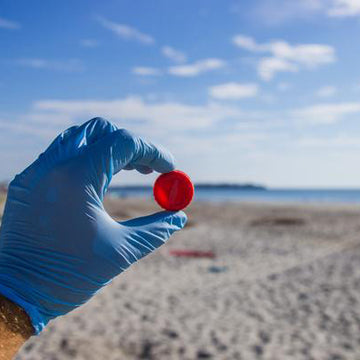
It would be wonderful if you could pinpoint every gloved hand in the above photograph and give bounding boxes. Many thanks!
[0,118,187,334]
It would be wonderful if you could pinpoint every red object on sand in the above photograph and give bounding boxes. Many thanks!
[169,250,216,258]
[153,170,194,211]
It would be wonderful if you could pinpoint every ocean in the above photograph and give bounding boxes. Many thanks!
[108,187,360,204]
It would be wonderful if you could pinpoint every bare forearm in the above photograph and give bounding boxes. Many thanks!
[0,295,34,360]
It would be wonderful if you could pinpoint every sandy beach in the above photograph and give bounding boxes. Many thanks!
[2,196,360,359]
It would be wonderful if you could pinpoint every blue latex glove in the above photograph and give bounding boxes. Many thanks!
[0,118,187,334]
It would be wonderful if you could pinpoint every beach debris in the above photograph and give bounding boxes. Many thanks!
[22,343,35,353]
[59,338,77,357]
[210,330,228,351]
[252,344,264,357]
[197,349,213,358]
[208,266,228,273]
[250,217,305,227]
[139,340,155,359]
[258,330,271,344]
[169,249,215,258]
[163,329,179,339]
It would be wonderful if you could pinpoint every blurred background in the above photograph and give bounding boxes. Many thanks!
[2,1,360,359]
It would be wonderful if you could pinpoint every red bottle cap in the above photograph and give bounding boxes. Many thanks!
[153,170,194,211]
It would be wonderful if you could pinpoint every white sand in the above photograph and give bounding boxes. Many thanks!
[8,198,360,359]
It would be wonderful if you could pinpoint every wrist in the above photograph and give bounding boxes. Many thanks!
[0,294,34,338]
[0,279,47,335]
[0,294,34,360]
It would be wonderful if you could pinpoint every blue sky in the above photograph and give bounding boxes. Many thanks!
[1,0,360,187]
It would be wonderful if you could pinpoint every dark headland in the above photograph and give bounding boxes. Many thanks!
[109,183,266,192]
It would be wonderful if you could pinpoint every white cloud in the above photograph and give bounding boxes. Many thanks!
[315,85,337,97]
[97,17,154,45]
[209,82,259,100]
[16,58,84,72]
[233,35,336,80]
[132,67,162,76]
[32,96,246,132]
[168,58,225,77]
[134,56,223,78]
[0,17,21,30]
[80,39,99,48]
[253,0,360,21]
[269,41,335,67]
[328,0,360,16]
[258,57,298,81]
[162,46,187,63]
[232,35,265,52]
[253,0,326,25]
[292,102,360,124]
[1,98,279,174]
[0,120,56,138]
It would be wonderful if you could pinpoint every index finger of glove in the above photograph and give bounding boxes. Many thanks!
[85,129,175,198]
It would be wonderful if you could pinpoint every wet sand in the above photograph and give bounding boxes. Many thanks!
[5,197,360,360]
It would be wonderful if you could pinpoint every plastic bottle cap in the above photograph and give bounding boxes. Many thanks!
[153,170,194,211]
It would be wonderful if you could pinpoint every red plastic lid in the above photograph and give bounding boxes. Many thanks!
[153,170,194,211]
